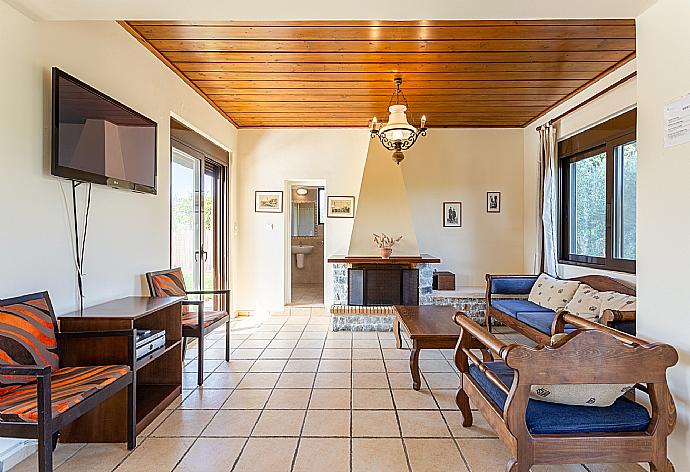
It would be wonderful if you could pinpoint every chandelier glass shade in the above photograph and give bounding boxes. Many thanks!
[369,78,427,164]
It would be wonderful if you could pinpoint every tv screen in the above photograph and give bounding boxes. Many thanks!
[51,68,157,194]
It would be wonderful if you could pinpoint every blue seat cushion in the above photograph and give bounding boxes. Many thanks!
[515,311,558,335]
[612,320,636,336]
[468,362,650,435]
[490,276,538,295]
[491,300,553,319]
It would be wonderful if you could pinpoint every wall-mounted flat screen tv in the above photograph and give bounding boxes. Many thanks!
[51,68,157,194]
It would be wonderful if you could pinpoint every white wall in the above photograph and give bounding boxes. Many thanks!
[236,127,525,310]
[523,60,638,285]
[637,0,690,468]
[0,2,237,315]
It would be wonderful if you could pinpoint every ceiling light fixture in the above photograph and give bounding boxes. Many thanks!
[296,188,308,195]
[369,78,427,165]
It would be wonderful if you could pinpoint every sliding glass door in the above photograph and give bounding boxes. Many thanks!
[171,142,227,304]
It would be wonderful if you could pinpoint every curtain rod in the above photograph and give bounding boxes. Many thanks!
[536,71,637,131]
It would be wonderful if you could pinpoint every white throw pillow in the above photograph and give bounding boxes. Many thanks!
[528,334,634,407]
[564,284,603,321]
[528,273,580,311]
[599,292,637,313]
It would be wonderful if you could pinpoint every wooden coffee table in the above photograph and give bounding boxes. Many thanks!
[393,305,463,390]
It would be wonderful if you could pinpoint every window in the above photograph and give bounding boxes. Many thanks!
[558,109,636,273]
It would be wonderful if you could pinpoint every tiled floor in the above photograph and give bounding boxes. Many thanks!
[290,284,324,305]
[13,306,645,472]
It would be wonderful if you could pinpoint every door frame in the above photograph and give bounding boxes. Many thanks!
[284,179,327,306]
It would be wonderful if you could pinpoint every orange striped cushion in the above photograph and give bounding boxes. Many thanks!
[0,294,59,389]
[0,365,130,423]
[150,269,187,297]
[181,308,227,328]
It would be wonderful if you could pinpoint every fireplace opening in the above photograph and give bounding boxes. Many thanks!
[348,265,419,306]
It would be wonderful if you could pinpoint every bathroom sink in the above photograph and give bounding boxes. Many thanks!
[291,245,314,255]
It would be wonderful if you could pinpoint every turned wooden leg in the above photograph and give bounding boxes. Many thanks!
[393,318,402,349]
[456,388,473,427]
[409,341,421,391]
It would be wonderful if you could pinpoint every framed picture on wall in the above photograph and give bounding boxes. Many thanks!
[443,202,462,227]
[327,195,355,218]
[255,191,283,213]
[487,191,501,213]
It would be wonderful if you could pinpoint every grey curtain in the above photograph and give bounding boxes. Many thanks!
[537,123,559,276]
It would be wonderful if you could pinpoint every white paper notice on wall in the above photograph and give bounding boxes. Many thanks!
[664,94,690,147]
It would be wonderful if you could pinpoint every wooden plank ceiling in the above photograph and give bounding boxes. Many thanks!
[121,20,636,128]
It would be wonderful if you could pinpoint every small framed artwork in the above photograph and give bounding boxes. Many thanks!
[255,191,283,213]
[327,195,355,218]
[487,191,501,213]
[443,202,462,227]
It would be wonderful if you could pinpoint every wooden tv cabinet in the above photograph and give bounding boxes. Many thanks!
[58,296,183,443]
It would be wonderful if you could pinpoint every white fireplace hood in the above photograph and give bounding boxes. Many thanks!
[347,141,420,257]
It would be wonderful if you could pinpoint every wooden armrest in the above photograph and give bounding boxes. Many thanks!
[186,289,230,295]
[453,312,509,358]
[600,309,636,325]
[0,365,51,376]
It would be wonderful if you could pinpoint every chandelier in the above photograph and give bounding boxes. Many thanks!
[369,78,427,165]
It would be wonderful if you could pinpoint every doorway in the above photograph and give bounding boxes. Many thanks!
[170,132,228,309]
[289,184,325,305]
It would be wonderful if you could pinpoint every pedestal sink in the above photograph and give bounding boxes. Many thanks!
[291,245,314,269]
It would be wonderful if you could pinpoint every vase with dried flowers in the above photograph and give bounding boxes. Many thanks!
[373,233,403,259]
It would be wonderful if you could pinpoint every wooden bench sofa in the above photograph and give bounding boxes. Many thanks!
[485,274,636,344]
[453,311,678,472]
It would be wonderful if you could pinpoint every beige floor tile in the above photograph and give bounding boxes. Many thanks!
[302,409,351,436]
[420,350,445,360]
[266,388,312,409]
[398,410,451,437]
[584,465,646,472]
[140,409,173,438]
[233,437,298,472]
[456,438,513,471]
[405,438,469,472]
[314,372,351,389]
[353,339,380,349]
[296,339,325,349]
[222,389,272,409]
[352,389,394,409]
[215,359,255,372]
[237,372,280,389]
[284,359,320,372]
[352,410,401,437]
[353,372,389,389]
[174,437,245,472]
[352,438,409,472]
[252,409,306,436]
[250,359,288,372]
[301,332,328,340]
[202,409,261,436]
[318,359,352,372]
[15,444,85,472]
[443,410,497,438]
[392,389,439,410]
[268,339,298,349]
[239,339,271,349]
[352,332,379,339]
[233,349,264,360]
[385,359,412,372]
[352,348,383,359]
[388,372,426,390]
[419,359,455,372]
[114,437,194,472]
[383,348,411,360]
[55,443,129,472]
[423,372,460,389]
[292,348,324,359]
[352,359,386,372]
[183,359,223,373]
[179,388,232,409]
[432,389,460,410]
[324,339,352,349]
[260,348,294,359]
[199,372,243,389]
[293,438,350,472]
[322,348,353,359]
[276,372,316,388]
[274,332,302,340]
[309,388,351,409]
[152,409,215,437]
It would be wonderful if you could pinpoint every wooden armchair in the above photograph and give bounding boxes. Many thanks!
[0,292,135,472]
[146,268,231,385]
[453,311,678,472]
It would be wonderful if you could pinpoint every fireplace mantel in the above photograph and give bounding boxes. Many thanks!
[327,254,440,265]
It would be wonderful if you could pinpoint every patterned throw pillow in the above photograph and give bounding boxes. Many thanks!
[528,273,580,311]
[528,334,634,407]
[564,284,603,321]
[599,292,637,313]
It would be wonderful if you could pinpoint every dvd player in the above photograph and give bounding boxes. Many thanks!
[135,329,166,360]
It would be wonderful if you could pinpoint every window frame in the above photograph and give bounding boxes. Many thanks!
[557,110,636,274]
